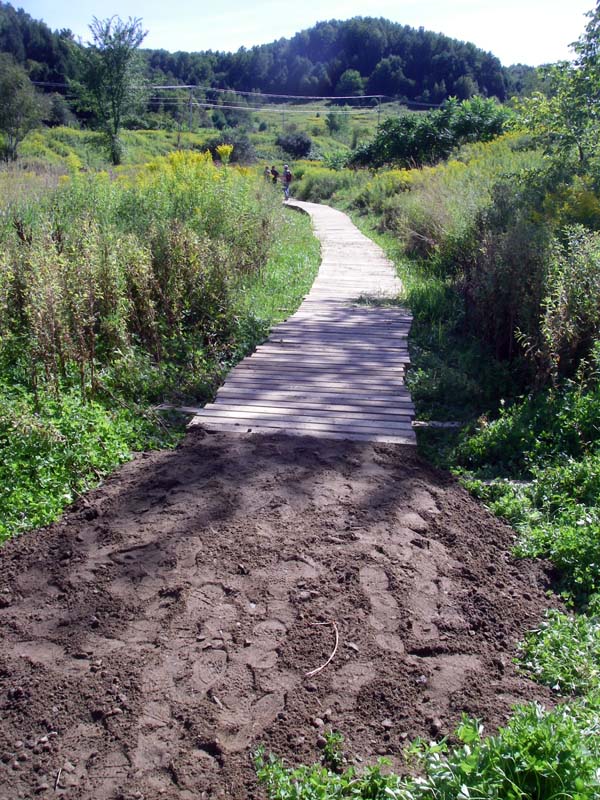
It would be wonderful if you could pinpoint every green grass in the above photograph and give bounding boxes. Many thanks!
[0,383,183,542]
[233,206,321,339]
[13,101,394,173]
[458,381,600,603]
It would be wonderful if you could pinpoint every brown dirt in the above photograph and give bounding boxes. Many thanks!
[0,428,555,799]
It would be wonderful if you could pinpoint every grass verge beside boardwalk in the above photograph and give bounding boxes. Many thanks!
[0,157,320,542]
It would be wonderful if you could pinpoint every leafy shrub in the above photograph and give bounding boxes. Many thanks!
[538,226,600,381]
[459,381,600,600]
[518,599,600,695]
[203,129,255,163]
[276,131,313,158]
[294,165,365,203]
[350,97,512,169]
[457,175,553,362]
[458,382,600,476]
[0,149,320,539]
[256,697,600,799]
[0,384,177,541]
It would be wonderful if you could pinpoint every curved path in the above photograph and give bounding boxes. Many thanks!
[191,200,416,444]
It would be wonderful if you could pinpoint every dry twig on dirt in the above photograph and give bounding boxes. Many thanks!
[305,621,340,677]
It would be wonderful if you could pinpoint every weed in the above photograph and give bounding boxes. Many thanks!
[256,698,600,798]
[0,151,319,540]
[321,731,345,773]
[517,599,600,695]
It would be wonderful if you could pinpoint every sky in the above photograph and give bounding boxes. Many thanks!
[19,0,595,66]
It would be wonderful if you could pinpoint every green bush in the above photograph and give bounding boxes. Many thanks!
[350,97,512,169]
[459,382,600,600]
[517,599,600,695]
[539,226,600,381]
[294,165,366,203]
[0,149,320,539]
[0,384,177,541]
[276,131,313,158]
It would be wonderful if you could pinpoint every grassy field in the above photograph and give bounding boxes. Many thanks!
[8,98,409,171]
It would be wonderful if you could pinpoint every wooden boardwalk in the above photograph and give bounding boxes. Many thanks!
[190,200,416,444]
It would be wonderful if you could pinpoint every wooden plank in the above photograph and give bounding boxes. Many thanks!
[222,376,407,389]
[247,352,410,365]
[197,409,415,434]
[261,344,408,354]
[231,363,406,376]
[191,419,416,445]
[191,198,416,445]
[216,388,413,402]
[222,369,408,382]
[210,401,413,421]
[216,388,414,405]
[213,401,413,417]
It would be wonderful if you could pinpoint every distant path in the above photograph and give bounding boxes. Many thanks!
[192,200,416,444]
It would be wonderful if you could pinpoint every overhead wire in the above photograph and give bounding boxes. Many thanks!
[31,81,429,115]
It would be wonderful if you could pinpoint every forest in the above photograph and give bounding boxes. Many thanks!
[0,0,534,106]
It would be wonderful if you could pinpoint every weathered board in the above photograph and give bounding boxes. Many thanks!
[191,200,416,445]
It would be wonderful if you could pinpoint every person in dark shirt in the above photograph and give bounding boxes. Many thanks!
[283,164,293,200]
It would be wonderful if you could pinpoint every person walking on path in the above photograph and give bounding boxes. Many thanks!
[270,165,280,185]
[282,164,293,201]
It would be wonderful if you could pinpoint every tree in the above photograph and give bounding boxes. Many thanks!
[325,109,349,136]
[75,16,147,165]
[45,92,77,127]
[275,130,313,158]
[516,65,594,164]
[516,2,600,165]
[0,54,42,160]
[349,97,511,168]
[335,69,365,97]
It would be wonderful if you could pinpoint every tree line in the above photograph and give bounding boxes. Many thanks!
[0,1,534,104]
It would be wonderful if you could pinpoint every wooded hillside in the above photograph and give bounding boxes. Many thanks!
[0,2,533,102]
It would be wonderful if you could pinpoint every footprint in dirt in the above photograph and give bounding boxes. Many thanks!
[359,565,405,654]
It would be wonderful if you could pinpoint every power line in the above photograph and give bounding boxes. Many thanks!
[190,101,383,115]
[148,96,385,114]
[152,84,387,101]
[31,81,441,109]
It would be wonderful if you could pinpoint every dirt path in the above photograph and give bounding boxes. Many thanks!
[0,429,554,799]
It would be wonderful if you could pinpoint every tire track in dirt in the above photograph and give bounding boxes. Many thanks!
[0,430,554,799]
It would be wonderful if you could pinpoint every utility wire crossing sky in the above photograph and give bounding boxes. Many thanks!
[21,0,594,66]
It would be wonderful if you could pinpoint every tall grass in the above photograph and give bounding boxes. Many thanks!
[0,150,319,540]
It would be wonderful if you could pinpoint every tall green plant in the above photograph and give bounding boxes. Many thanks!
[350,97,511,169]
[74,16,148,165]
[0,54,42,161]
[516,2,600,165]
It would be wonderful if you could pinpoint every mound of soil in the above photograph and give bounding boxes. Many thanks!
[0,428,554,799]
